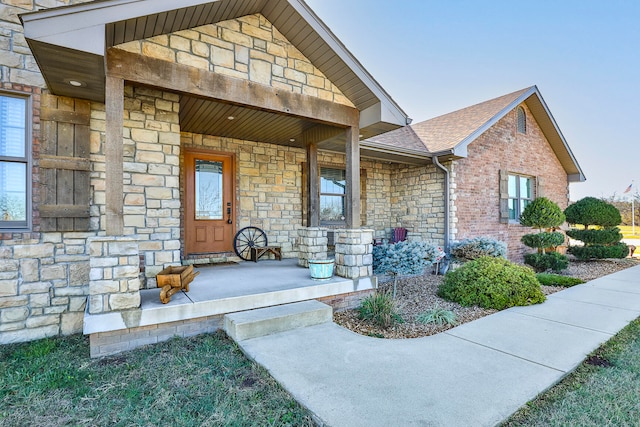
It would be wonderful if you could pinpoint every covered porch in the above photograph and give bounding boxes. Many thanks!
[84,258,375,357]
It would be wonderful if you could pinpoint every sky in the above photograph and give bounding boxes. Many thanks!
[305,0,640,201]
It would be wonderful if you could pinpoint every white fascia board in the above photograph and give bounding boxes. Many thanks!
[288,0,408,124]
[360,102,407,130]
[30,26,106,56]
[529,89,586,182]
[22,0,216,54]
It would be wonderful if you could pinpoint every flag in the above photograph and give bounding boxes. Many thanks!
[624,183,633,194]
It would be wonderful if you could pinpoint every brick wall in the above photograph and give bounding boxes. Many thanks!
[453,104,570,261]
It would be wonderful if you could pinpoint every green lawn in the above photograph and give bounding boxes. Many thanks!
[619,225,640,240]
[0,332,313,427]
[505,317,640,426]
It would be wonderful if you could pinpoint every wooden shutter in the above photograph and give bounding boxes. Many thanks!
[536,176,544,198]
[39,94,91,231]
[499,169,510,224]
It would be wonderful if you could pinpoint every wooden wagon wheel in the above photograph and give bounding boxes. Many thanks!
[233,226,268,261]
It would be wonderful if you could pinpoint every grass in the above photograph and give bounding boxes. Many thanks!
[416,307,458,326]
[358,291,403,328]
[504,316,640,426]
[0,332,313,427]
[619,225,640,240]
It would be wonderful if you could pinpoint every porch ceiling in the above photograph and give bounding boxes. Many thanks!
[21,0,411,141]
[180,94,327,149]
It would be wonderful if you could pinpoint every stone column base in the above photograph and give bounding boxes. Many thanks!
[334,229,373,279]
[297,227,328,267]
[88,237,141,314]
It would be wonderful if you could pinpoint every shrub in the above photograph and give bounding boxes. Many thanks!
[519,197,566,230]
[438,256,545,310]
[566,228,623,245]
[358,292,402,328]
[450,237,507,261]
[564,197,621,228]
[564,198,627,260]
[416,307,457,326]
[524,252,570,272]
[567,243,629,260]
[536,273,584,287]
[521,232,565,251]
[373,241,442,297]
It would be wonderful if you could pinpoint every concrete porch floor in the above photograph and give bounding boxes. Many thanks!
[84,258,375,335]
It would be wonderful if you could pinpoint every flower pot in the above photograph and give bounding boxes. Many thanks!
[309,259,335,280]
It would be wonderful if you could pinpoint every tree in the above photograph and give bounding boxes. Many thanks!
[565,197,627,260]
[520,197,568,272]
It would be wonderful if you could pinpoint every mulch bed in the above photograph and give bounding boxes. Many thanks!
[333,258,640,339]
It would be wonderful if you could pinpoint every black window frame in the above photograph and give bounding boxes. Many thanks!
[0,91,31,231]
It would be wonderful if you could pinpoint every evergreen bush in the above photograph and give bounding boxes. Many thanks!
[449,237,507,261]
[438,256,545,310]
[566,228,623,245]
[535,273,584,287]
[519,197,566,230]
[564,198,627,260]
[521,232,565,251]
[564,197,621,228]
[567,243,629,260]
[524,252,569,272]
[373,240,444,297]
[519,197,569,272]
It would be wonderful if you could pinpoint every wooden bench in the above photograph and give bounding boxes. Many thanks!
[250,246,282,262]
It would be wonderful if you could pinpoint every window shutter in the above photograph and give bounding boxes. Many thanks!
[536,176,544,198]
[39,95,91,232]
[499,169,510,224]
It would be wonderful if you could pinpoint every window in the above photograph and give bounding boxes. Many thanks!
[517,106,526,134]
[320,167,346,223]
[508,174,533,221]
[0,93,30,230]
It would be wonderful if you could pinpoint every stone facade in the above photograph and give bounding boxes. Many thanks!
[452,104,570,261]
[334,229,374,279]
[116,14,354,108]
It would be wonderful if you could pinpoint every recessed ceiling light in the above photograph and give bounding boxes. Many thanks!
[66,79,86,87]
[289,138,296,142]
[228,116,235,120]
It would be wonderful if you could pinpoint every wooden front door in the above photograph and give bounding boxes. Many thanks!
[184,150,235,255]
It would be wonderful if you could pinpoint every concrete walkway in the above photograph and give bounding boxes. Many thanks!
[235,265,640,427]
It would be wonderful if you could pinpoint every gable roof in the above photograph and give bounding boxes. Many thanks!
[20,0,409,135]
[365,86,585,182]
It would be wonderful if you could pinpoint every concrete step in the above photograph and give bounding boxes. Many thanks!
[224,300,333,342]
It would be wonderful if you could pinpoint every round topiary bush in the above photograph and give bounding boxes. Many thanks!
[438,256,545,310]
[524,252,569,272]
[566,227,623,245]
[521,232,565,251]
[567,242,629,260]
[564,197,621,228]
[519,197,566,230]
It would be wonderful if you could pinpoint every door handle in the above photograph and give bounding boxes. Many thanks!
[227,202,232,224]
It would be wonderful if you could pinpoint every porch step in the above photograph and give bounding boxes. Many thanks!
[223,300,333,342]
